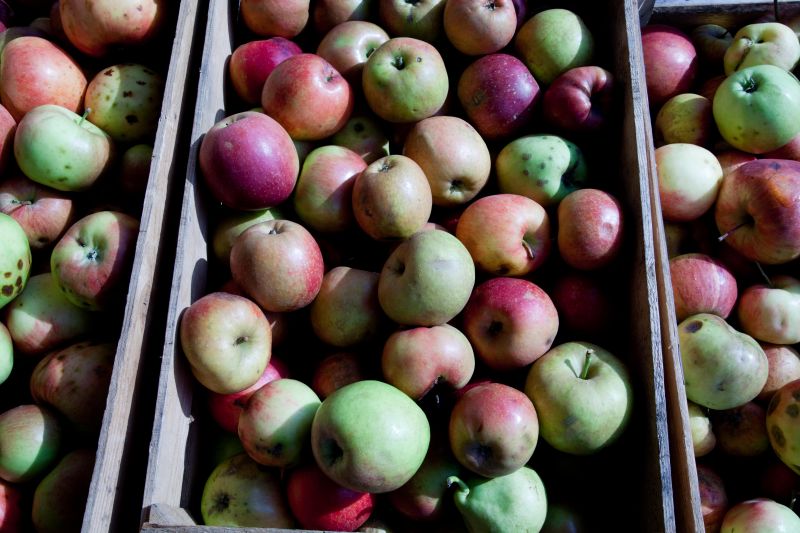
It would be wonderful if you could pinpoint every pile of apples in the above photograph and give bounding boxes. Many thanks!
[0,0,168,530]
[176,1,656,531]
[643,9,800,533]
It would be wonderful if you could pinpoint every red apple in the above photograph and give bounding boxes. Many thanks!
[311,352,367,399]
[0,478,21,532]
[698,74,726,101]
[317,20,389,85]
[668,253,738,321]
[641,25,698,107]
[229,38,302,105]
[716,150,757,177]
[240,0,309,38]
[0,175,73,250]
[313,0,373,34]
[443,0,516,56]
[764,132,800,161]
[697,463,728,533]
[550,271,613,337]
[711,402,769,457]
[543,66,615,133]
[557,188,624,270]
[757,343,800,403]
[0,102,13,173]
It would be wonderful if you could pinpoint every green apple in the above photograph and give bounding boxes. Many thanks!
[311,380,430,493]
[0,212,31,309]
[0,404,62,483]
[31,448,95,533]
[656,143,723,222]
[14,104,114,192]
[211,207,283,266]
[515,8,594,85]
[688,401,716,457]
[0,322,11,386]
[724,23,800,75]
[496,134,588,208]
[330,113,390,163]
[525,341,633,455]
[654,93,713,147]
[767,379,800,474]
[720,498,800,532]
[713,64,800,154]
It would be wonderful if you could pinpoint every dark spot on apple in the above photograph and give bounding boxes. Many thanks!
[14,276,21,287]
[353,122,365,133]
[522,170,529,176]
[1,285,12,296]
[416,56,422,62]
[772,424,786,447]
[65,164,71,170]
[57,353,66,361]
[792,390,800,402]
[716,381,726,392]
[16,259,22,269]
[104,69,114,76]
[234,335,249,346]
[209,491,231,514]
[487,320,503,336]
[137,4,143,11]
[3,272,10,278]
[787,404,800,418]
[78,238,86,247]
[126,115,139,124]
[539,162,546,170]
[771,162,781,171]
[522,153,531,161]
[58,177,67,183]
[472,90,485,107]
[684,320,703,333]
[258,442,283,458]
[123,91,133,98]
[393,261,405,275]
[485,2,497,11]
[564,414,577,427]
[536,179,546,187]
[136,80,146,86]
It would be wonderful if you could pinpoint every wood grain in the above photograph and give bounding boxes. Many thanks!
[651,0,800,27]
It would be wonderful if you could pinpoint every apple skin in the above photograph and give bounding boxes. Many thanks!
[0,175,73,250]
[0,323,10,386]
[317,20,389,85]
[714,159,800,264]
[378,229,475,327]
[557,188,624,270]
[240,0,308,38]
[669,253,738,321]
[331,113,390,163]
[59,0,164,57]
[362,37,449,123]
[449,382,538,478]
[713,65,800,154]
[313,0,374,34]
[641,25,698,107]
[656,143,723,222]
[0,478,22,532]
[720,498,800,533]
[212,207,283,266]
[724,23,800,75]
[0,212,30,309]
[550,271,613,337]
[0,404,62,483]
[757,343,800,403]
[14,104,114,192]
[388,447,461,521]
[230,219,324,313]
[201,453,294,528]
[30,448,94,533]
[717,150,757,176]
[457,53,539,140]
[0,102,14,173]
[525,341,633,455]
[293,145,366,234]
[230,38,302,105]
[456,193,550,277]
[767,379,800,475]
[287,462,375,531]
[543,66,615,133]
[179,292,271,395]
[515,8,594,85]
[379,0,445,43]
[312,352,367,399]
[311,380,431,493]
[463,277,559,371]
[711,401,769,457]
[352,154,433,241]
[737,275,800,344]
[688,401,716,457]
[443,0,516,56]
[199,111,299,211]
[50,210,139,311]
[697,463,728,533]
[262,54,354,142]
[309,266,383,348]
[654,93,713,147]
[0,36,86,121]
[692,24,733,68]
[119,143,153,198]
[382,323,475,400]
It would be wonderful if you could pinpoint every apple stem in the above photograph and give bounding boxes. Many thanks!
[717,221,749,242]
[447,476,469,494]
[79,108,91,126]
[580,349,594,380]
[755,261,773,288]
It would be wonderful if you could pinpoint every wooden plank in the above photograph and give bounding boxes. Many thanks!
[82,2,204,532]
[651,0,800,27]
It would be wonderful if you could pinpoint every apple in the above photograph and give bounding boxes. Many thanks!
[697,463,728,533]
[180,292,271,395]
[311,380,430,493]
[330,113,390,163]
[443,0,516,56]
[317,21,389,84]
[311,352,367,399]
[550,271,613,337]
[496,134,589,208]
[313,0,374,34]
[758,343,800,403]
[211,207,282,266]
[230,38,302,105]
[84,63,164,143]
[757,459,799,504]
[0,212,30,309]
[352,154,432,241]
[0,175,73,250]
[310,266,383,348]
[456,189,547,274]
[516,8,593,85]
[59,0,164,56]
[293,145,366,233]
[287,462,374,531]
[656,143,723,222]
[119,144,153,198]
[0,36,86,121]
[767,378,800,474]
[262,54,353,141]
[654,93,713,147]
[711,401,769,456]
[379,0,445,43]
[200,453,294,527]
[525,341,632,455]
[0,478,22,532]
[0,404,62,483]
[714,159,800,264]
[457,53,539,140]
[449,382,538,478]
[543,66,615,133]
[0,322,10,386]
[669,253,738,321]
[362,37,448,123]
[720,499,800,532]
[238,378,320,468]
[640,25,698,107]
[378,229,475,326]
[688,401,716,457]
[14,104,114,192]
[50,210,139,311]
[698,74,726,101]
[0,102,13,173]
[724,23,800,75]
[463,277,559,371]
[198,111,299,210]
[388,447,461,521]
[240,0,308,38]
[557,188,624,270]
[713,65,800,154]
[230,219,324,312]
[692,24,733,67]
[737,275,800,344]
[382,323,475,400]
[30,448,94,533]
[717,150,757,176]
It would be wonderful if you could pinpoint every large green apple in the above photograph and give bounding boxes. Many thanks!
[0,212,31,309]
[0,322,11,386]
[311,380,430,493]
[713,64,800,154]
[14,104,114,191]
[724,23,800,75]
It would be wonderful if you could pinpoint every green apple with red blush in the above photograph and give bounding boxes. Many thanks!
[0,212,31,309]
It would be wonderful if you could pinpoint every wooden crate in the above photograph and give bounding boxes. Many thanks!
[642,2,800,532]
[140,0,675,530]
[80,2,205,532]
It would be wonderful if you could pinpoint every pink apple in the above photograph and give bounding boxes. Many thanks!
[229,38,302,105]
[550,271,613,337]
[0,175,73,250]
[557,188,624,270]
[543,66,615,133]
[0,102,13,173]
[697,463,728,533]
[720,499,800,532]
[443,0,516,56]
[668,253,737,321]
[710,401,769,457]
[757,343,800,402]
[317,20,389,84]
[311,352,367,399]
[737,275,800,344]
[0,478,22,532]
[462,277,559,371]
[641,25,698,107]
[240,0,309,38]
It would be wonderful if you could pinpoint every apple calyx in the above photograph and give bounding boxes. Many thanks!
[447,475,470,498]
[319,437,345,466]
